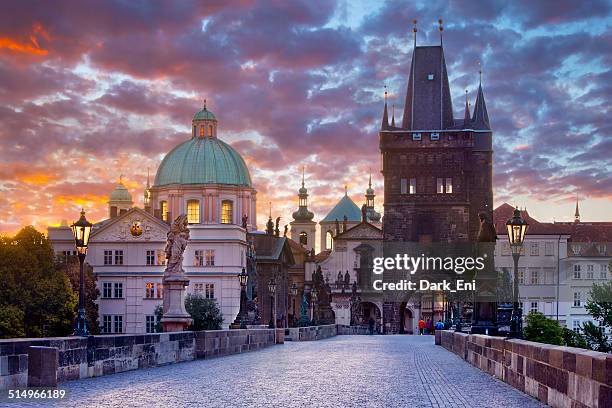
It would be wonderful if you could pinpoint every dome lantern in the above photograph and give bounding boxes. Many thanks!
[192,99,218,138]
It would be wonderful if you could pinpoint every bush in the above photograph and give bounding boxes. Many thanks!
[561,327,588,349]
[185,293,223,330]
[523,311,563,345]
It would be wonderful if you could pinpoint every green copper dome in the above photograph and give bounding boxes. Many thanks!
[109,182,133,202]
[193,107,216,121]
[154,137,252,187]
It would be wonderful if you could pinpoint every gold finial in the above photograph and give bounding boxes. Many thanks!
[438,19,443,45]
[384,84,388,101]
[119,174,124,184]
[477,61,482,86]
[203,98,207,109]
[412,19,418,47]
[345,185,348,196]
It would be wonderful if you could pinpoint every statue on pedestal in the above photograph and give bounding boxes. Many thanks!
[161,214,193,332]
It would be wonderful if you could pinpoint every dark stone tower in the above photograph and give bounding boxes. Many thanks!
[379,34,493,333]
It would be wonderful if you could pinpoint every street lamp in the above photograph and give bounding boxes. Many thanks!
[506,206,529,338]
[71,209,93,337]
[311,287,318,325]
[268,277,276,328]
[290,282,298,327]
[231,268,249,329]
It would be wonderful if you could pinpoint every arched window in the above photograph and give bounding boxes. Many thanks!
[200,126,205,137]
[208,124,214,137]
[299,231,308,245]
[187,200,200,224]
[192,126,196,137]
[160,201,168,222]
[221,200,233,224]
[326,230,334,250]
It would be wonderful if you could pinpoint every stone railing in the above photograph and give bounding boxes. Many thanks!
[437,330,612,408]
[336,325,370,335]
[0,328,279,390]
[284,324,338,341]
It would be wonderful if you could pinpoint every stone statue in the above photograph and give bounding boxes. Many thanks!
[342,215,347,232]
[283,224,288,237]
[242,214,248,230]
[275,217,281,237]
[335,219,340,235]
[164,214,189,276]
[477,211,497,242]
[361,204,367,223]
[161,214,193,332]
[298,291,310,326]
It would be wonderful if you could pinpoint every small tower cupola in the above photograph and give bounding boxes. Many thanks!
[292,167,314,222]
[192,99,218,138]
[108,175,134,218]
[364,173,381,223]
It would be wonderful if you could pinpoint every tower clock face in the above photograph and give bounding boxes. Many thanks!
[130,221,143,237]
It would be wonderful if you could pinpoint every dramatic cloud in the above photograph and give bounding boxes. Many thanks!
[0,0,610,237]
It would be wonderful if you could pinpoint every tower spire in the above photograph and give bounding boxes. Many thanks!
[472,66,490,130]
[438,19,443,46]
[301,165,305,188]
[574,195,580,223]
[463,89,471,127]
[381,86,389,129]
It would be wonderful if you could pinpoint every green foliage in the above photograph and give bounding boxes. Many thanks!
[56,256,100,334]
[585,280,612,328]
[185,293,223,330]
[561,327,588,349]
[523,311,563,346]
[0,305,25,338]
[581,321,612,353]
[0,226,77,338]
[154,304,163,333]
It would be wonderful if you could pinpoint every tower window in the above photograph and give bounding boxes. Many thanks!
[193,126,196,137]
[187,200,200,224]
[160,201,168,222]
[299,231,308,245]
[200,126,205,137]
[221,200,233,224]
[437,178,444,194]
[326,230,334,250]
[427,73,435,81]
[401,178,407,194]
[208,125,213,137]
[401,178,416,194]
[410,178,416,194]
[445,178,453,193]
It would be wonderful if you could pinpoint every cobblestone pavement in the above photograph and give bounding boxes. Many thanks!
[19,335,545,408]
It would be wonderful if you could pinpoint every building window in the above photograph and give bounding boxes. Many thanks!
[572,244,581,254]
[573,265,581,279]
[187,200,200,224]
[401,178,407,194]
[205,283,215,299]
[530,302,538,313]
[146,315,156,333]
[157,283,163,298]
[104,250,113,265]
[409,178,416,194]
[430,132,440,141]
[400,178,416,194]
[102,315,112,333]
[113,315,123,334]
[412,133,422,141]
[299,231,308,245]
[157,249,166,265]
[194,250,204,267]
[545,242,554,256]
[530,243,539,256]
[572,320,581,333]
[600,264,608,279]
[205,249,215,266]
[194,283,204,293]
[193,126,196,138]
[114,250,124,265]
[437,178,444,194]
[573,292,581,307]
[208,125,213,137]
[445,178,452,193]
[221,200,233,224]
[145,282,155,298]
[530,269,539,285]
[326,230,333,250]
[146,250,155,265]
[200,126,205,137]
[518,269,524,285]
[587,264,594,279]
[102,282,112,298]
[160,201,168,222]
[114,283,123,299]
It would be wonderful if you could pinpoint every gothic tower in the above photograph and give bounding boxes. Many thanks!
[290,168,316,251]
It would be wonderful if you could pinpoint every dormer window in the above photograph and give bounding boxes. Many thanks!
[430,133,440,141]
[427,74,435,81]
[412,133,422,141]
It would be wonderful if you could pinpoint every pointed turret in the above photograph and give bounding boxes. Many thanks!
[391,104,396,127]
[463,90,471,127]
[381,91,389,130]
[574,197,580,223]
[472,72,490,130]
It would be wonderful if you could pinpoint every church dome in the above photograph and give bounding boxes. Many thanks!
[193,107,216,121]
[154,136,252,187]
[109,182,133,202]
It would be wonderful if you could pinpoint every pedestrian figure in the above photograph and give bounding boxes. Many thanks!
[436,319,444,331]
[368,317,375,335]
[425,319,432,335]
[418,319,425,335]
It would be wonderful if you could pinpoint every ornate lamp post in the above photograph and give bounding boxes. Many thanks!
[290,282,298,327]
[311,287,318,325]
[506,207,529,338]
[268,277,276,328]
[70,210,93,337]
[231,268,249,329]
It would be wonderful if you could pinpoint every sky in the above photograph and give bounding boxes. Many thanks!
[0,0,610,236]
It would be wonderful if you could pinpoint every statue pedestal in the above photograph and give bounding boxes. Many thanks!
[161,276,192,332]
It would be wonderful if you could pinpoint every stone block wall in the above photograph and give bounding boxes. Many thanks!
[284,325,338,341]
[439,330,612,408]
[336,325,370,335]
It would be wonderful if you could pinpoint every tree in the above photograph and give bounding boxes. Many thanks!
[0,226,77,338]
[0,305,25,338]
[185,293,223,330]
[56,256,100,334]
[561,327,588,349]
[581,321,612,353]
[585,279,612,329]
[523,311,563,345]
[154,304,163,333]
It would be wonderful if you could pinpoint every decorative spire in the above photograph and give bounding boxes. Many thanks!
[574,195,580,223]
[301,165,305,188]
[146,168,150,189]
[364,171,380,223]
[381,86,389,130]
[203,98,207,110]
[293,166,314,222]
[438,19,443,46]
[119,174,124,184]
[344,185,348,196]
[472,67,490,130]
[463,90,471,126]
[391,104,395,127]
[412,19,417,48]
[266,201,274,235]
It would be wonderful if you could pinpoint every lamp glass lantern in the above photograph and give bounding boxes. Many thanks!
[238,268,248,287]
[268,278,276,295]
[71,210,93,255]
[290,282,298,297]
[506,207,529,254]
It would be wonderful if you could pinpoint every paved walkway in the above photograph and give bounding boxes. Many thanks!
[20,335,545,407]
